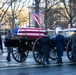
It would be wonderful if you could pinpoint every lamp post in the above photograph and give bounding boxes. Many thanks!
[11,0,15,30]
[44,0,48,30]
[69,0,73,27]
[28,7,31,28]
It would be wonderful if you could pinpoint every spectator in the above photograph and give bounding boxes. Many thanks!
[41,31,51,65]
[5,30,12,62]
[0,33,3,53]
[55,30,65,64]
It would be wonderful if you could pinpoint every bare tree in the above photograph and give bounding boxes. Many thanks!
[59,0,76,27]
[44,0,62,29]
[43,0,76,29]
[0,0,29,29]
[37,0,76,29]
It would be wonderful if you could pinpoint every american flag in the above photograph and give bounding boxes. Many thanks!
[31,12,42,26]
[17,27,45,38]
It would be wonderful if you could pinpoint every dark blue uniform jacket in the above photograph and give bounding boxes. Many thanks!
[55,34,65,57]
[41,36,51,57]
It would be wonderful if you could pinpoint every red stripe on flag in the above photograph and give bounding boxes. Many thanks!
[31,14,42,26]
[17,28,45,38]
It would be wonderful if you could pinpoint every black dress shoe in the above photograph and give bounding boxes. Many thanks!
[47,62,50,64]
[7,59,11,62]
[57,62,60,64]
[41,62,45,65]
[57,62,63,64]
[6,58,11,62]
[60,62,63,63]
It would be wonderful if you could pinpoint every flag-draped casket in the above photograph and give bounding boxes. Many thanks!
[13,27,45,38]
[5,27,45,47]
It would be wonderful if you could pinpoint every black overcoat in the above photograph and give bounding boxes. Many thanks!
[55,34,65,57]
[41,36,51,58]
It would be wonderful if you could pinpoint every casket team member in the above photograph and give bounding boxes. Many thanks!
[71,30,76,62]
[55,30,65,64]
[5,30,12,62]
[41,31,51,65]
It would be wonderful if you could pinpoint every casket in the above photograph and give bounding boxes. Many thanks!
[13,27,45,38]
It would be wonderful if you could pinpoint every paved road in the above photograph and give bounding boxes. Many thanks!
[0,50,73,68]
[1,64,76,75]
[0,50,75,75]
[0,50,76,75]
[0,56,75,75]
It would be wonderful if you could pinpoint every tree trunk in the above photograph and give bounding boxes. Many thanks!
[35,0,40,28]
[44,0,48,30]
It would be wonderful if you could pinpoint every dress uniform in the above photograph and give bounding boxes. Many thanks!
[55,30,65,63]
[71,30,76,61]
[41,31,51,65]
[5,30,12,62]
